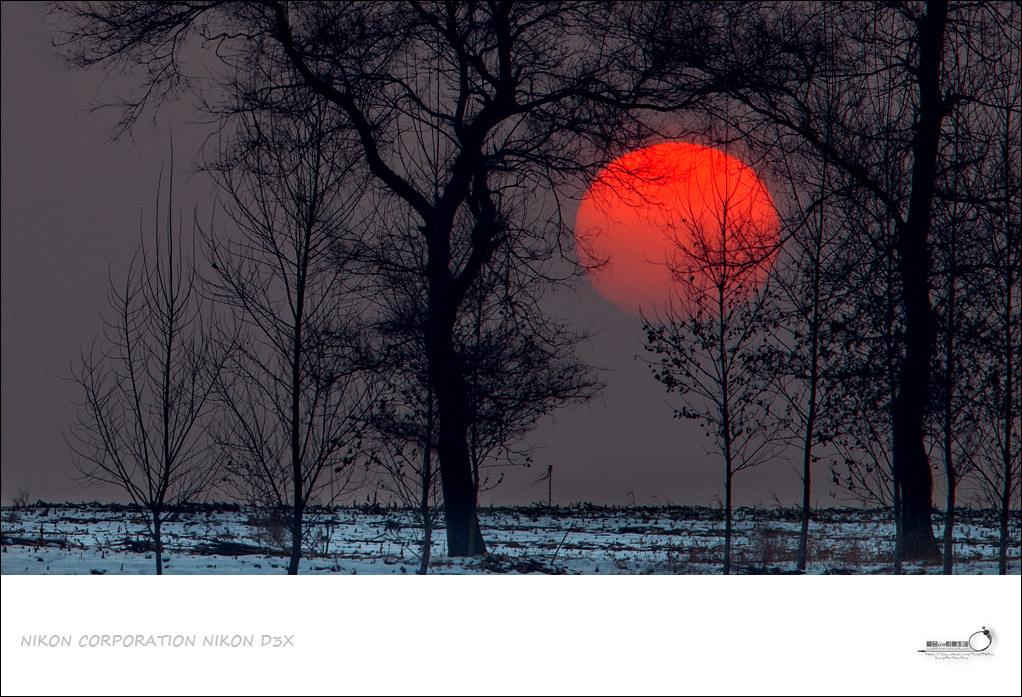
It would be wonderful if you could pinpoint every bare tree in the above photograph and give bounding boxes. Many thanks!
[367,218,600,570]
[929,113,988,575]
[714,2,1020,570]
[67,170,227,574]
[827,193,909,566]
[827,2,948,562]
[761,142,851,573]
[974,177,1022,570]
[704,5,910,570]
[365,255,442,573]
[202,99,376,574]
[651,1,967,560]
[53,1,718,555]
[642,141,784,574]
[970,4,1022,573]
[369,375,441,575]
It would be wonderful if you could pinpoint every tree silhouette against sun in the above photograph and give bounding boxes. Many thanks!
[581,141,784,574]
[575,142,780,318]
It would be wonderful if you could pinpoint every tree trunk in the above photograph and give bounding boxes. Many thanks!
[430,316,486,557]
[419,388,435,575]
[892,476,903,574]
[998,272,1014,575]
[153,510,163,575]
[998,491,1009,575]
[288,271,306,576]
[718,282,733,575]
[883,234,905,573]
[941,219,958,575]
[997,293,1014,574]
[797,411,814,573]
[436,429,486,555]
[891,1,947,562]
[723,467,733,575]
[435,399,485,556]
[288,504,303,575]
[997,92,1017,576]
[798,254,822,573]
[942,471,955,575]
[892,392,938,560]
[419,506,434,575]
[798,145,826,575]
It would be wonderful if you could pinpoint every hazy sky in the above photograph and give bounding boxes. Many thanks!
[1,3,814,508]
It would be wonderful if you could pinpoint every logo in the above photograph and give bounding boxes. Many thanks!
[968,627,993,651]
[918,627,994,660]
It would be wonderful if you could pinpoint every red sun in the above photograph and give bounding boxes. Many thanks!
[574,142,780,317]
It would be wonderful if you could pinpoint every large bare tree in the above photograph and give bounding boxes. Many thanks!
[367,212,600,569]
[54,1,709,555]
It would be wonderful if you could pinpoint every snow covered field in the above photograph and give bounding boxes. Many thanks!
[2,503,1018,574]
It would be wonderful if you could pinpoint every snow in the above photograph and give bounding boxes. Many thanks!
[1,503,1018,575]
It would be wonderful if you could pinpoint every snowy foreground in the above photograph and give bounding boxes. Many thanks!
[2,503,1018,575]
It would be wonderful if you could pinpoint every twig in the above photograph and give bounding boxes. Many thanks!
[551,527,572,564]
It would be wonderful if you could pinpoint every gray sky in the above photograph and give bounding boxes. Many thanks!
[1,2,811,508]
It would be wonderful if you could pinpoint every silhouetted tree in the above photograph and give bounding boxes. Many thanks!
[367,219,599,570]
[825,204,903,514]
[969,4,1022,574]
[202,100,375,574]
[643,139,784,574]
[67,171,229,574]
[762,137,850,573]
[929,110,988,575]
[55,1,707,555]
[824,151,909,568]
[369,372,441,575]
[654,1,994,561]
